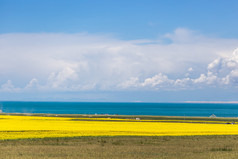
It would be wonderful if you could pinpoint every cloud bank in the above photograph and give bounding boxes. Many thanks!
[0,28,238,92]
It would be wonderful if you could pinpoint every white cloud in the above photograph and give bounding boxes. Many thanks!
[118,48,238,90]
[164,28,200,43]
[117,77,139,89]
[141,73,173,88]
[1,80,20,92]
[202,48,238,86]
[0,29,238,92]
[188,67,193,72]
[192,73,217,85]
[25,78,39,89]
[47,67,78,89]
[174,78,191,87]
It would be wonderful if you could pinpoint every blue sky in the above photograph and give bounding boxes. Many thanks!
[1,0,238,39]
[1,0,238,102]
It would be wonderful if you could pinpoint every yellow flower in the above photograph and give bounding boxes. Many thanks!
[0,115,237,140]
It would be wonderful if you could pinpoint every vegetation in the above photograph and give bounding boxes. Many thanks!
[1,113,238,158]
[1,136,238,159]
[1,114,238,140]
[2,113,238,122]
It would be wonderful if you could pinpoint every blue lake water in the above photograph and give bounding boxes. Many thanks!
[0,102,238,117]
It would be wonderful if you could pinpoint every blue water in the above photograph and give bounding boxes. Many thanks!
[0,102,238,117]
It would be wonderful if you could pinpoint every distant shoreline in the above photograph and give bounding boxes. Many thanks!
[1,101,238,103]
[1,112,238,120]
[183,101,238,104]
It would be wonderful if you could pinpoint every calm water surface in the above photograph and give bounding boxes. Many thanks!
[0,102,238,117]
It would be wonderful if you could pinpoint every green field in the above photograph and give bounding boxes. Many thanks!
[1,135,238,159]
[2,113,238,123]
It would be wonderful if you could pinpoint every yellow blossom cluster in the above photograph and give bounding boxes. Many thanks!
[0,115,237,140]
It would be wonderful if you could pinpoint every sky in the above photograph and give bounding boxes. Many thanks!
[0,0,238,102]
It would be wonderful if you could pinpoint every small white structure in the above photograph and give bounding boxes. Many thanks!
[210,114,216,118]
[136,118,140,120]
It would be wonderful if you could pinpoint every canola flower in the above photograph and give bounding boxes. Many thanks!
[0,115,238,140]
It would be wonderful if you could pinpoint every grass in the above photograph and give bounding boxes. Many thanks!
[2,113,238,122]
[1,136,238,159]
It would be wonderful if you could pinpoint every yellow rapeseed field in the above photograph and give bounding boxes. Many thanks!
[0,115,238,140]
